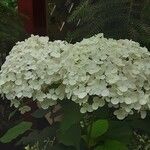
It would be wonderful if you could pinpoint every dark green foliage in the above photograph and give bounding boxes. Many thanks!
[0,1,26,64]
[60,101,81,131]
[67,0,150,49]
[57,102,82,150]
[1,0,17,8]
[106,121,133,144]
[58,124,81,150]
[10,102,149,150]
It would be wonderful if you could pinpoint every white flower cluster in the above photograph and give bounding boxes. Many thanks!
[0,34,150,119]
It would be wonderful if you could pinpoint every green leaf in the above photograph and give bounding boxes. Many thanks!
[88,119,109,138]
[0,121,32,143]
[60,101,81,131]
[58,124,81,150]
[104,140,128,150]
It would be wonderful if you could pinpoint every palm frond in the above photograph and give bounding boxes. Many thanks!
[67,0,150,49]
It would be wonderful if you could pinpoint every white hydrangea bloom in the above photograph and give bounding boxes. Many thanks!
[0,34,150,120]
[19,106,31,114]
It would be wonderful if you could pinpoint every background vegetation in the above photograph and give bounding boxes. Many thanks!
[66,0,150,48]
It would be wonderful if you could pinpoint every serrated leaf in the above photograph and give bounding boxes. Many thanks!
[88,119,109,138]
[0,121,32,143]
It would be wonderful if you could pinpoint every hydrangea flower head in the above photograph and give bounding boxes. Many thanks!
[0,34,150,119]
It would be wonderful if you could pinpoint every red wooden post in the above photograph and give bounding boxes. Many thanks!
[18,0,47,35]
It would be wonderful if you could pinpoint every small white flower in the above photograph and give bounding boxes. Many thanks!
[78,92,87,99]
[111,98,119,105]
[101,89,110,97]
[140,111,147,119]
[19,106,31,114]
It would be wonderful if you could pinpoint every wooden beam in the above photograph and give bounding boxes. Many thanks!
[18,0,47,35]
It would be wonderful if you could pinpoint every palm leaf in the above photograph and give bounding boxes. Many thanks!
[67,0,150,49]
